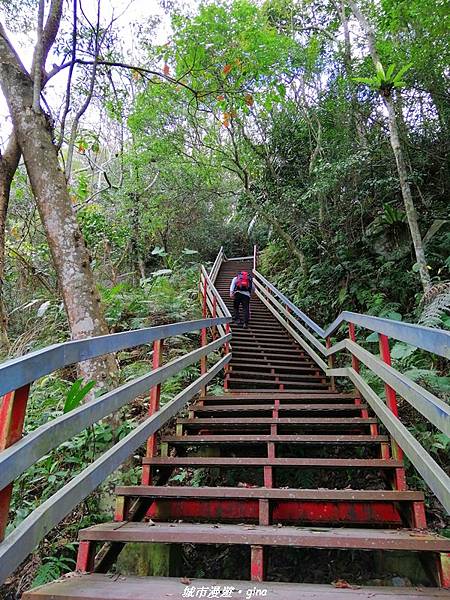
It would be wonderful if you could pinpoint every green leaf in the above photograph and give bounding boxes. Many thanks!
[366,331,379,343]
[353,76,378,85]
[385,64,396,80]
[63,379,96,413]
[394,63,412,81]
[390,342,417,360]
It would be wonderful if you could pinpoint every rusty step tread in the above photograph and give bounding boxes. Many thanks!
[201,392,358,399]
[233,341,300,348]
[20,574,450,600]
[178,417,378,425]
[115,486,423,502]
[143,456,403,468]
[229,362,319,372]
[228,378,329,387]
[162,434,388,444]
[193,404,369,412]
[199,397,358,405]
[228,370,325,380]
[228,387,335,394]
[78,522,450,552]
[230,358,314,366]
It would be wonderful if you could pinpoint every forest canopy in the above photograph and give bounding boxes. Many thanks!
[1,0,448,363]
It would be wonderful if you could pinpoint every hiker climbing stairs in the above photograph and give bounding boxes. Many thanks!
[1,249,449,599]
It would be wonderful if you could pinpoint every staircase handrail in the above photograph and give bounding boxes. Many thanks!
[252,268,450,515]
[201,266,232,318]
[0,318,231,585]
[209,246,225,283]
[253,269,450,359]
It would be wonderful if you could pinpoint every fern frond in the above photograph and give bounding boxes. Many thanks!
[419,282,450,328]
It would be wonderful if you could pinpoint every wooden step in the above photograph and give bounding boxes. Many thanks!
[229,362,319,372]
[177,417,378,427]
[116,486,423,502]
[162,434,389,445]
[201,392,358,401]
[143,456,403,468]
[79,521,450,552]
[21,574,450,600]
[228,378,329,388]
[192,403,369,413]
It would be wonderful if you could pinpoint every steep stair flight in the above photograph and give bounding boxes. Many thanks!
[0,249,449,599]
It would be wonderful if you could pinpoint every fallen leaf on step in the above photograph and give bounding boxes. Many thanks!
[333,580,359,589]
[181,577,191,585]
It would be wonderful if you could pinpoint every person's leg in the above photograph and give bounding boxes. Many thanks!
[233,294,240,322]
[242,295,250,326]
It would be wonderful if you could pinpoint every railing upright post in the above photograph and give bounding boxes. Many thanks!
[212,296,217,340]
[348,324,382,443]
[141,339,164,486]
[378,334,404,463]
[0,384,30,541]
[200,278,208,397]
[253,244,258,271]
[224,322,231,391]
[325,336,336,391]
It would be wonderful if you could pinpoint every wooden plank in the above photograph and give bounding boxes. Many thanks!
[115,486,424,502]
[143,457,403,468]
[162,434,388,444]
[78,522,450,552]
[193,404,368,413]
[177,417,378,425]
[22,574,450,600]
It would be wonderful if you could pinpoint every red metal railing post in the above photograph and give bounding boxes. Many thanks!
[0,384,31,541]
[212,296,217,340]
[348,324,382,442]
[141,339,164,486]
[325,336,336,391]
[224,322,231,391]
[378,334,404,463]
[200,277,208,397]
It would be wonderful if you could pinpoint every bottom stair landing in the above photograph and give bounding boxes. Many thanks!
[23,574,450,600]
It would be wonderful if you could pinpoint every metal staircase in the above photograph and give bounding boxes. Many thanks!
[0,249,449,599]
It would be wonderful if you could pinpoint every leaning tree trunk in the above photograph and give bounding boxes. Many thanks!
[0,34,116,388]
[0,136,20,351]
[348,0,432,294]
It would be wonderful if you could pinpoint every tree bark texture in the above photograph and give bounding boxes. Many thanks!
[348,0,432,293]
[0,136,20,350]
[0,30,116,387]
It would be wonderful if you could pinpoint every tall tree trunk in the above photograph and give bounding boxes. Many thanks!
[0,30,116,388]
[0,136,20,350]
[348,0,432,293]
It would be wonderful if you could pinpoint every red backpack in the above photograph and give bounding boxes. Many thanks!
[235,271,252,291]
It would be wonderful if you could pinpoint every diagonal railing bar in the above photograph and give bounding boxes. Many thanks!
[201,266,231,319]
[209,246,224,283]
[347,368,450,514]
[254,274,450,435]
[0,354,231,585]
[345,339,450,436]
[250,264,450,514]
[253,269,450,358]
[0,334,231,491]
[0,318,228,397]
